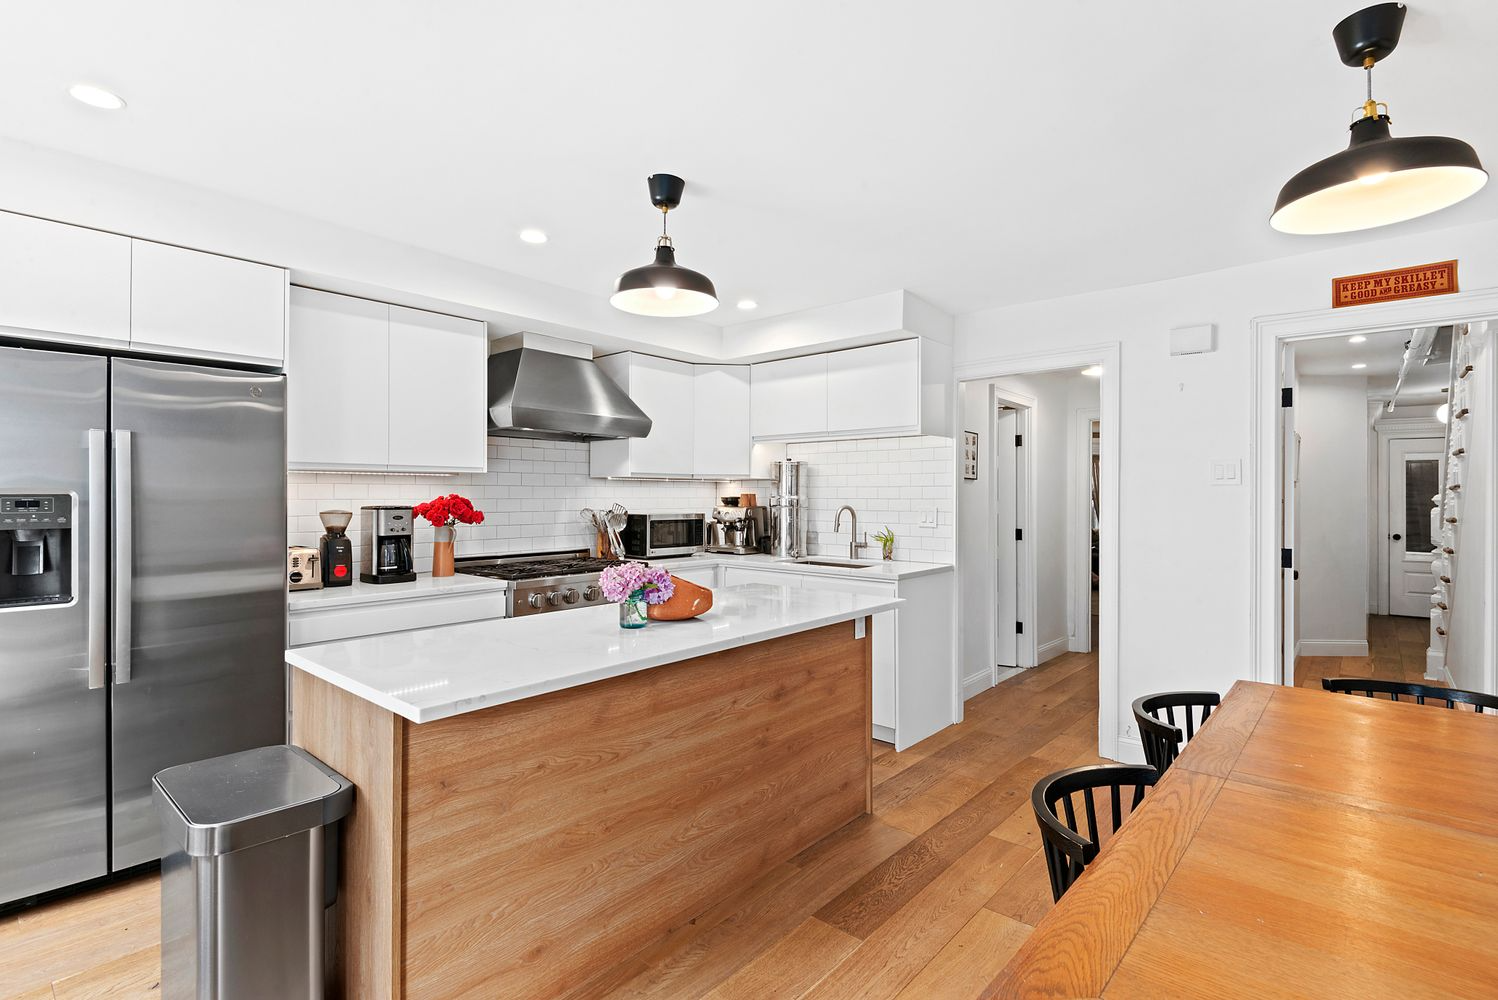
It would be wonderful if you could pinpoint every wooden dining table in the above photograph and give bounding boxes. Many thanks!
[985,680,1498,999]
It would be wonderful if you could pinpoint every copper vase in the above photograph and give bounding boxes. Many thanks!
[647,575,714,621]
[432,526,455,577]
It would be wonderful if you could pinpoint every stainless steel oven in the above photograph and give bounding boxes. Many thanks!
[619,513,705,558]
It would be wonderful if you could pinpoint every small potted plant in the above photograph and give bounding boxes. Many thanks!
[413,494,485,577]
[599,563,675,629]
[873,526,896,561]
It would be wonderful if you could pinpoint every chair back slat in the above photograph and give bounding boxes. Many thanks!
[1032,764,1160,903]
[1131,691,1223,775]
[1322,678,1498,713]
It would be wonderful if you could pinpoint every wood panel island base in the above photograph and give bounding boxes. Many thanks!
[287,585,899,1000]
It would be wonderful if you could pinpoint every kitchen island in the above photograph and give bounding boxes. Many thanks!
[286,583,900,1000]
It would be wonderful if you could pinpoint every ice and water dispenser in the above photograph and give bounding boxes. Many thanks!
[0,493,74,608]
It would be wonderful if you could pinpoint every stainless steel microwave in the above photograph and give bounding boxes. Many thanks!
[620,513,705,558]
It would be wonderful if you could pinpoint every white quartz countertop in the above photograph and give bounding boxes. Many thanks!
[288,572,509,612]
[647,552,954,582]
[286,583,902,724]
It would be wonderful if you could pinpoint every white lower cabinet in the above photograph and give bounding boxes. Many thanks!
[664,565,719,590]
[721,566,802,589]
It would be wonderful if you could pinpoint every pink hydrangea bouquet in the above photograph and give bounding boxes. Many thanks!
[599,562,675,604]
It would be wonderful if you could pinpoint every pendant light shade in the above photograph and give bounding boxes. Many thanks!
[1271,4,1487,235]
[611,174,719,317]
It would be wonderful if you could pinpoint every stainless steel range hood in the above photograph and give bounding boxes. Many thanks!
[487,337,652,441]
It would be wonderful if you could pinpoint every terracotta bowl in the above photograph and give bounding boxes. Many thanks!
[647,575,714,621]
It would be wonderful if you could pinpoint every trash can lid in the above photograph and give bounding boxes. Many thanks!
[152,745,354,857]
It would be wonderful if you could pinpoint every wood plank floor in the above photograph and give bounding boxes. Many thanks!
[0,650,1102,1000]
[1294,614,1442,689]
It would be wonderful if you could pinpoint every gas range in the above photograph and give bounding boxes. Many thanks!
[455,549,622,617]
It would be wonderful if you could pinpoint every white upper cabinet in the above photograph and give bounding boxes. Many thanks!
[750,354,828,440]
[826,340,920,435]
[287,288,487,474]
[590,353,695,478]
[751,338,950,442]
[0,211,131,348]
[130,241,287,365]
[692,365,752,479]
[387,305,488,473]
[287,288,390,470]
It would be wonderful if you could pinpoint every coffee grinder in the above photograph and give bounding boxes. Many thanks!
[360,505,417,584]
[317,510,355,587]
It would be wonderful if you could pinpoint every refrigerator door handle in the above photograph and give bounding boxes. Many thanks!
[112,430,133,685]
[87,429,108,690]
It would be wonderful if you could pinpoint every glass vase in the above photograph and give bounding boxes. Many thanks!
[619,591,648,629]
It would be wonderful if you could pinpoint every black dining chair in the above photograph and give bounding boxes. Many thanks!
[1032,764,1158,902]
[1131,691,1221,774]
[1321,677,1498,713]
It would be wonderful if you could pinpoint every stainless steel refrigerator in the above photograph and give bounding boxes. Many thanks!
[0,345,286,905]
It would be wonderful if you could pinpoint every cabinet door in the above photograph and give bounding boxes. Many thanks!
[801,575,898,730]
[751,354,827,439]
[0,212,131,348]
[130,240,287,364]
[387,306,488,472]
[693,365,751,478]
[666,566,719,590]
[722,567,802,588]
[287,288,390,469]
[627,355,695,477]
[826,340,919,435]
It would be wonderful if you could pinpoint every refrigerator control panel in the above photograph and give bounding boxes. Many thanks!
[1,493,76,609]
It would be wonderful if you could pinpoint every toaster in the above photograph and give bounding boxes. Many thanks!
[287,546,323,591]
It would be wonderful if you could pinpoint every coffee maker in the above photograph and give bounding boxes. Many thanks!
[360,505,416,584]
[0,493,74,610]
[317,510,355,588]
[706,505,767,555]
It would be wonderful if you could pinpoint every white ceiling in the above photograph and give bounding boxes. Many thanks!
[1,1,1495,323]
[1294,327,1451,402]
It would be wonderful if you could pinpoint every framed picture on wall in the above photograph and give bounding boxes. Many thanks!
[963,430,978,480]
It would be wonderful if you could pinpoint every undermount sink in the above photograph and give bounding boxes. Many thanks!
[785,558,881,569]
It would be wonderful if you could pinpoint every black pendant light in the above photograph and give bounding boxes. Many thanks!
[1271,3,1487,235]
[611,174,719,317]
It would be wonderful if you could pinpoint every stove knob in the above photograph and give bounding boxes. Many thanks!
[527,593,545,609]
[545,591,563,607]
[583,585,602,602]
[561,588,580,604]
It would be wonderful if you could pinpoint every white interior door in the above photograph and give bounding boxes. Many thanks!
[995,408,1019,667]
[1280,346,1298,685]
[1386,437,1443,617]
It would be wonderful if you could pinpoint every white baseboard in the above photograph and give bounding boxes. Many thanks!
[1295,639,1370,658]
[1037,637,1069,664]
[961,671,991,702]
[1112,734,1145,765]
[1425,648,1455,685]
[872,723,896,745]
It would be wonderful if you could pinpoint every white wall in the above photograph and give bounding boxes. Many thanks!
[1445,321,1496,693]
[1294,375,1370,654]
[955,217,1498,745]
[781,435,955,565]
[958,382,997,687]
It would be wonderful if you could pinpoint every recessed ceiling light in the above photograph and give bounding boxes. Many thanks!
[1348,335,1367,344]
[1081,365,1104,378]
[518,228,548,244]
[68,83,125,110]
[1351,362,1367,369]
[736,299,758,311]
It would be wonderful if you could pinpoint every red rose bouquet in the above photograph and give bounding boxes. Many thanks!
[414,494,485,529]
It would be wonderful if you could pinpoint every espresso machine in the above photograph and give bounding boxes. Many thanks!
[317,510,355,587]
[768,461,808,559]
[706,505,767,555]
[0,493,74,609]
[360,505,417,584]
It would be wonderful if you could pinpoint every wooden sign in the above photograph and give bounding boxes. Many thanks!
[1332,260,1458,308]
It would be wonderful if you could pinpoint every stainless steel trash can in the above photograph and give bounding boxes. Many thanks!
[152,745,354,1000]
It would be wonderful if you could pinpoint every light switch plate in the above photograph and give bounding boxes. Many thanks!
[920,508,938,527]
[1208,459,1242,485]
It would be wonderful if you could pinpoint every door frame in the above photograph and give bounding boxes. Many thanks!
[1249,287,1498,686]
[1372,418,1445,616]
[954,341,1121,760]
[1073,407,1100,654]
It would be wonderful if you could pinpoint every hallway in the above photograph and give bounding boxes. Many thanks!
[1294,614,1442,689]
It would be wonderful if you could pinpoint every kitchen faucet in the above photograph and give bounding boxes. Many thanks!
[833,505,871,560]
